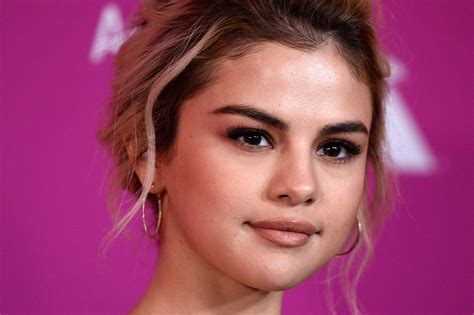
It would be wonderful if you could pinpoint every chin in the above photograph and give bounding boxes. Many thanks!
[236,262,319,292]
[245,273,310,292]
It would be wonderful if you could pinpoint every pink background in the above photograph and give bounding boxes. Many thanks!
[1,0,472,314]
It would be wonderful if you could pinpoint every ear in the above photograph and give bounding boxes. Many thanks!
[127,145,165,195]
[135,156,166,194]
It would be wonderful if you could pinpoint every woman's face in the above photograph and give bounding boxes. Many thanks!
[157,43,372,291]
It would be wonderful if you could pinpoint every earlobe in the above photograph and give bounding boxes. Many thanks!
[134,158,148,188]
[127,143,166,194]
[135,157,166,194]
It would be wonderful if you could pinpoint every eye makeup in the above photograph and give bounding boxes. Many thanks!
[226,126,274,150]
[225,123,365,163]
[316,138,363,164]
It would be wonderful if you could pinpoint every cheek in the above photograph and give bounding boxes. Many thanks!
[318,161,367,248]
[163,143,252,240]
[166,134,269,215]
[166,148,227,216]
[162,144,270,279]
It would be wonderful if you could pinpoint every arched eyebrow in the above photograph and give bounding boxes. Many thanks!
[319,122,368,136]
[211,104,289,130]
[211,104,368,135]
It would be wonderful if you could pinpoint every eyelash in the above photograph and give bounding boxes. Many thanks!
[226,126,363,163]
[317,139,363,163]
[227,127,274,150]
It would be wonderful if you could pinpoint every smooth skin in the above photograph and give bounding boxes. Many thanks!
[132,42,372,314]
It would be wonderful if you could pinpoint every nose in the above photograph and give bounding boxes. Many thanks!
[266,148,317,207]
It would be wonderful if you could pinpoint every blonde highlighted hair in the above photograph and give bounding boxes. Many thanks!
[99,0,392,313]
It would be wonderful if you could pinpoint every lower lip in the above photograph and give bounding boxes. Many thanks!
[251,227,310,247]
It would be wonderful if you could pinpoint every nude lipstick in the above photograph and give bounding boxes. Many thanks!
[248,218,318,248]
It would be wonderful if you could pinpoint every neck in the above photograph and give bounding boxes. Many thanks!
[130,233,283,315]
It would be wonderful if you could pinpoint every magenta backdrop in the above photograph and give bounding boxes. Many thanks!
[1,0,473,314]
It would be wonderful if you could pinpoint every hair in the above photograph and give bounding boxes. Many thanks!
[98,0,392,313]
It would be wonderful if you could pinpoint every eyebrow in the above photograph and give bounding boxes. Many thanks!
[211,104,289,130]
[319,122,369,136]
[211,104,368,136]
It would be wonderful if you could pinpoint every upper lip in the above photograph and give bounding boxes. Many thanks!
[248,218,318,235]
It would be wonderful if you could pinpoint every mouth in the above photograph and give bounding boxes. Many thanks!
[246,218,319,248]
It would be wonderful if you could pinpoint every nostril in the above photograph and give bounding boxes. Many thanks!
[278,194,290,200]
[304,198,314,205]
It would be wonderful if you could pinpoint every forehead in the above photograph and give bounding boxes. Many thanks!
[186,42,372,129]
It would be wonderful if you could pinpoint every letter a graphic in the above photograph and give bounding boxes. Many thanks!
[385,58,436,174]
[89,4,126,64]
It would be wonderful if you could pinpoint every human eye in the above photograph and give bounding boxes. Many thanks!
[226,127,273,150]
[316,139,362,163]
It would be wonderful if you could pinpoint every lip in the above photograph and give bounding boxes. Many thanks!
[248,218,318,248]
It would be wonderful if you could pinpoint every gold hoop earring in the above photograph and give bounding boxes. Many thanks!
[142,194,162,238]
[336,218,362,256]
